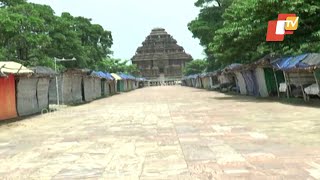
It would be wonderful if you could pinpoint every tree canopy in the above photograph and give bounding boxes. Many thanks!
[188,0,233,71]
[97,58,140,75]
[189,0,320,71]
[0,0,123,72]
[183,59,208,76]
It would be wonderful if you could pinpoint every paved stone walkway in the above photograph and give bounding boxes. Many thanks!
[0,86,320,179]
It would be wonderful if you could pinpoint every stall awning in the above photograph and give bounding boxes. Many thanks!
[0,61,33,75]
[296,53,320,70]
[111,73,122,80]
[91,71,114,80]
[272,54,308,70]
[30,66,57,77]
[118,73,136,80]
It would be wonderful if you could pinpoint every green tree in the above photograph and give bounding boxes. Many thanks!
[123,64,140,75]
[183,59,208,75]
[211,0,320,66]
[0,1,113,70]
[46,13,113,69]
[189,0,320,69]
[96,58,140,75]
[0,3,54,64]
[188,0,233,71]
[0,0,26,7]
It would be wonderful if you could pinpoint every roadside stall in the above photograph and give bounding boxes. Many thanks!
[220,64,241,93]
[16,66,56,116]
[111,73,123,92]
[294,53,320,99]
[91,71,115,97]
[0,62,33,120]
[272,54,309,98]
[49,69,88,104]
[200,73,211,89]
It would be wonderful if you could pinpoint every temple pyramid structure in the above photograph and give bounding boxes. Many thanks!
[131,28,193,80]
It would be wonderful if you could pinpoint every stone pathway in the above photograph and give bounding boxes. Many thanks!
[0,86,320,179]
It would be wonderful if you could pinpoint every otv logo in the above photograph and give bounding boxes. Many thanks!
[266,14,299,42]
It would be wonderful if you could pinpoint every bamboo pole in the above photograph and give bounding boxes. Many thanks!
[273,68,280,98]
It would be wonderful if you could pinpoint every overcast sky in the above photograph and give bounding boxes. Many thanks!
[28,0,205,61]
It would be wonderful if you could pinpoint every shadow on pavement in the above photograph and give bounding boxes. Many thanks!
[210,92,320,108]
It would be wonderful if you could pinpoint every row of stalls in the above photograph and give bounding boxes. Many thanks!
[49,70,143,105]
[105,72,143,92]
[111,73,139,92]
[182,53,320,101]
[0,61,145,121]
[49,69,118,104]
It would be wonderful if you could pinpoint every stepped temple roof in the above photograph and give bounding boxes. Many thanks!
[131,28,193,62]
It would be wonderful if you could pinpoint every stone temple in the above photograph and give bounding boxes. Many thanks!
[131,28,193,82]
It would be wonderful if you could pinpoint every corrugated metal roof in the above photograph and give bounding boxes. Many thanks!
[298,53,320,67]
[0,61,33,75]
[30,66,57,76]
[64,68,90,75]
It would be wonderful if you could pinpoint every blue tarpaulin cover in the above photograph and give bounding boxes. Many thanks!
[119,73,127,80]
[272,54,308,70]
[119,73,128,80]
[119,73,136,80]
[272,57,292,69]
[91,71,114,80]
[127,74,136,80]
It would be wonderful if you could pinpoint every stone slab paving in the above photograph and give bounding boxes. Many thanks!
[0,86,320,179]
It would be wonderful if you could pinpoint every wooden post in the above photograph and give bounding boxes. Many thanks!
[283,71,290,98]
[61,74,64,104]
[273,68,280,98]
[287,72,293,97]
[298,70,307,101]
[313,70,320,96]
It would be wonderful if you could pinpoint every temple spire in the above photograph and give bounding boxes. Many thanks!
[131,28,193,80]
